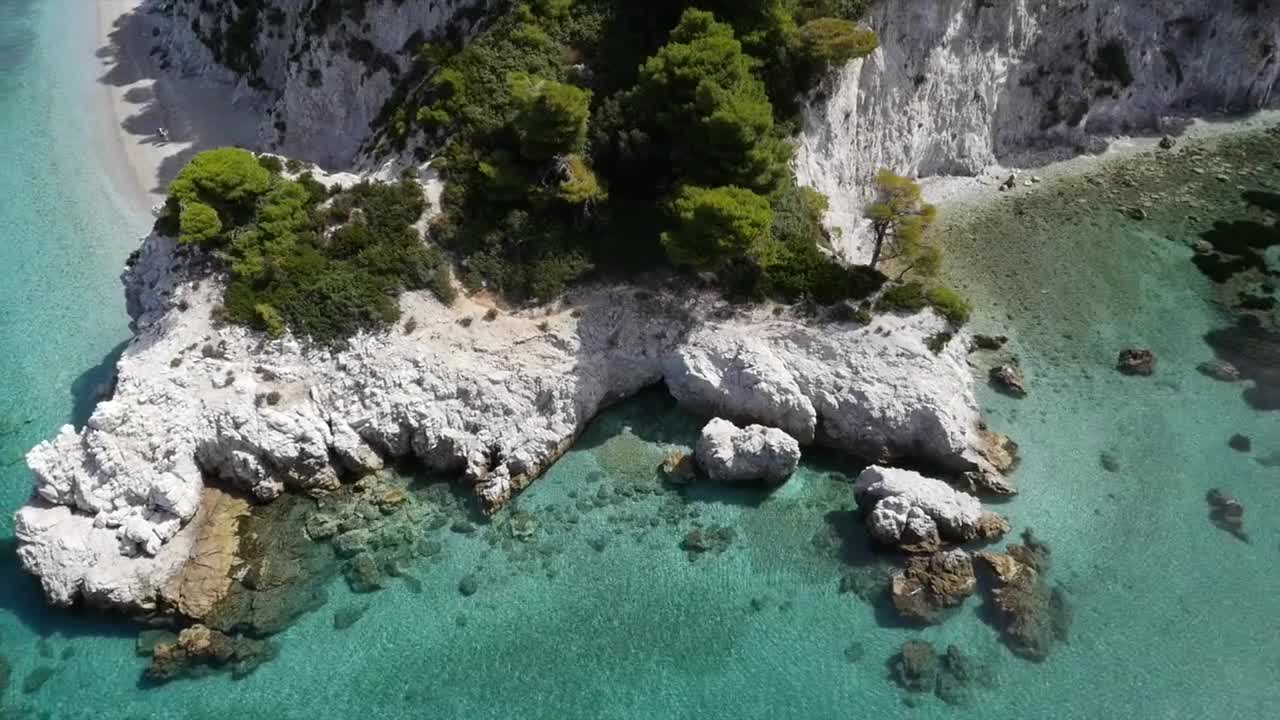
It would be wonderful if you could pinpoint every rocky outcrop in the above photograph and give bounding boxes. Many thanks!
[693,418,800,485]
[976,530,1072,661]
[854,466,984,551]
[988,364,1027,398]
[15,233,1003,613]
[890,549,977,624]
[796,0,1280,261]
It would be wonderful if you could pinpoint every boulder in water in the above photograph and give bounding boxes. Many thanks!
[976,530,1071,661]
[988,364,1027,398]
[855,466,983,551]
[146,624,274,683]
[891,549,978,624]
[1206,488,1248,542]
[694,418,800,485]
[1229,434,1252,453]
[1117,349,1156,376]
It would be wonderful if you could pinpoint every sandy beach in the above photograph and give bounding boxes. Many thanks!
[94,0,260,213]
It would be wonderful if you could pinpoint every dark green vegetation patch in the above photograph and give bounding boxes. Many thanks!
[371,0,882,302]
[156,148,452,343]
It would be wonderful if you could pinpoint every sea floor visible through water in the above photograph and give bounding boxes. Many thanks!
[3,3,1280,713]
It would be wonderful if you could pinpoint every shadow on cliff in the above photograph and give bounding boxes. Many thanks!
[96,4,261,198]
[0,538,140,641]
[69,340,129,429]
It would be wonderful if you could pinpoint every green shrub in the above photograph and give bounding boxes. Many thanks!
[257,154,285,174]
[926,285,972,326]
[163,148,449,344]
[876,282,929,314]
[662,185,773,272]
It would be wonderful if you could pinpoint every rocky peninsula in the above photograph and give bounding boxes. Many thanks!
[15,226,1005,614]
[14,0,1280,668]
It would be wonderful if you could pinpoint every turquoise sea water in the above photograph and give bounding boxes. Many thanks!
[2,2,1280,718]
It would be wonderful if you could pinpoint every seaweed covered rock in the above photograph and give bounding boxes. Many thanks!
[145,624,275,683]
[694,418,800,485]
[976,530,1072,661]
[854,466,983,551]
[891,549,978,624]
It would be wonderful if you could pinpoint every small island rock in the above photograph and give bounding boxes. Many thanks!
[694,418,800,485]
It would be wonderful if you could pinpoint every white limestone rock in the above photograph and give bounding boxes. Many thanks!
[694,419,801,485]
[854,465,983,545]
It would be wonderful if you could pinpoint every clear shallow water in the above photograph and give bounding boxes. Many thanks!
[2,3,1279,716]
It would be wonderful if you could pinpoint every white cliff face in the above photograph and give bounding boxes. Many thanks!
[154,0,488,167]
[16,232,995,612]
[796,0,1280,261]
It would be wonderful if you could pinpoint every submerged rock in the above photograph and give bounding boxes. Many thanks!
[892,640,939,693]
[972,334,1008,351]
[1229,434,1252,453]
[1117,349,1156,376]
[1099,452,1121,473]
[855,466,983,551]
[891,549,978,624]
[988,364,1027,398]
[976,530,1071,662]
[1206,488,1248,542]
[146,624,275,683]
[694,418,801,485]
[136,629,178,657]
[681,526,737,558]
[21,666,54,694]
[659,450,697,484]
[1197,360,1242,383]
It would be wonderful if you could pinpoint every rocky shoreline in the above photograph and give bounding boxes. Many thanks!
[13,228,1009,618]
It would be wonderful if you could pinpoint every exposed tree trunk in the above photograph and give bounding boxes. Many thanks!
[869,226,886,267]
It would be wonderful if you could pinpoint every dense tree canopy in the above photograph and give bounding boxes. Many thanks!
[663,185,774,272]
[157,148,452,343]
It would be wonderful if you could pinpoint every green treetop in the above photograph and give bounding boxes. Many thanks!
[863,169,938,270]
[508,73,593,161]
[632,9,790,192]
[662,185,774,272]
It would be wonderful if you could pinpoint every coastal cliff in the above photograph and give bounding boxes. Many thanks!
[153,0,490,167]
[795,0,1280,260]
